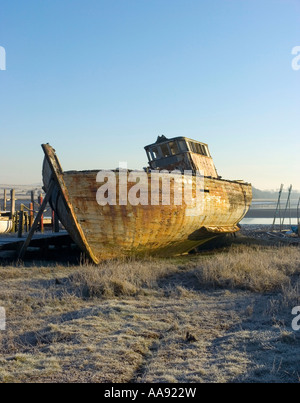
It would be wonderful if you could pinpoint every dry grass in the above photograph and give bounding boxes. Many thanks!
[0,242,299,383]
[195,245,300,293]
[70,258,179,298]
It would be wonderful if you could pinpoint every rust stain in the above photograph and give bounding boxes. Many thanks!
[42,142,252,263]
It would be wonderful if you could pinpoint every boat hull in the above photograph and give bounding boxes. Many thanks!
[0,218,13,234]
[42,145,252,263]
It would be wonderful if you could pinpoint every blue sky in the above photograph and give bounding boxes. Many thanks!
[0,0,299,190]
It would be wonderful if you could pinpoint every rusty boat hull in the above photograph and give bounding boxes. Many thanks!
[42,144,252,263]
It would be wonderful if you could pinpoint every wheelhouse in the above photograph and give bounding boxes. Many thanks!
[144,136,218,178]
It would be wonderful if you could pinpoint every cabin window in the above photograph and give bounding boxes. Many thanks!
[160,144,171,157]
[201,145,208,156]
[197,143,205,155]
[151,147,160,160]
[189,141,208,156]
[178,140,188,152]
[189,142,197,154]
[169,141,179,155]
[203,145,209,156]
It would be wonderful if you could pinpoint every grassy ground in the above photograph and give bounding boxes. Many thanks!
[0,238,299,383]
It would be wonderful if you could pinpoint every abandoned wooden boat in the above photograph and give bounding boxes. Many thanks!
[42,137,252,263]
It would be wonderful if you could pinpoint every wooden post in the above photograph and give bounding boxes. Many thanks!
[10,189,16,218]
[52,210,60,233]
[24,212,29,233]
[3,189,7,211]
[10,189,16,231]
[18,181,55,260]
[54,211,60,233]
[38,193,44,233]
[29,202,34,229]
[18,206,24,238]
[31,191,35,214]
[52,210,54,232]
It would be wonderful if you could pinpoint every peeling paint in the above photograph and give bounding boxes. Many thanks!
[42,143,252,263]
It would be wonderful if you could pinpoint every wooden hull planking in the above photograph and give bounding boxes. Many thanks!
[42,144,252,263]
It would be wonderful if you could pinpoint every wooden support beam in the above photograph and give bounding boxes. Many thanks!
[24,212,29,233]
[38,193,44,233]
[18,207,24,239]
[3,189,7,211]
[10,189,16,218]
[54,212,60,233]
[31,191,35,213]
[29,202,34,229]
[52,210,60,233]
[18,181,55,260]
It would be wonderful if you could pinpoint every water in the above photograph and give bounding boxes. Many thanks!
[244,199,299,225]
[251,200,299,209]
[241,217,299,225]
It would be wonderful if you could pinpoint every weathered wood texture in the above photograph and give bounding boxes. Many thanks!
[18,181,55,260]
[10,190,15,217]
[42,144,252,263]
[3,189,7,211]
[149,151,218,178]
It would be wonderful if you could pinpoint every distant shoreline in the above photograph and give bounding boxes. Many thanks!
[246,208,298,219]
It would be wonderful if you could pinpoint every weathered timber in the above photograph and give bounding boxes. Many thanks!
[31,191,35,213]
[42,141,252,264]
[53,210,60,233]
[17,208,24,238]
[18,181,55,259]
[3,189,7,211]
[10,190,16,218]
[38,194,44,233]
[29,202,34,228]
